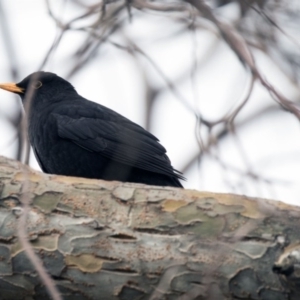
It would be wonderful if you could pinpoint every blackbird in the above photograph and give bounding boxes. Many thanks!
[0,72,184,187]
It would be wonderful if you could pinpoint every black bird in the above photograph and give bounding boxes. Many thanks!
[0,72,184,187]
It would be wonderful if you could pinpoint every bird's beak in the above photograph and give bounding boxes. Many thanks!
[0,83,24,94]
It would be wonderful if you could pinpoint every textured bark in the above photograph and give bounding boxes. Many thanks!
[0,155,299,300]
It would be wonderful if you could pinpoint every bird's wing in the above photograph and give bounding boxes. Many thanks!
[54,114,183,179]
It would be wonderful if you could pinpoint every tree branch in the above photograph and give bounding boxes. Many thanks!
[0,155,299,299]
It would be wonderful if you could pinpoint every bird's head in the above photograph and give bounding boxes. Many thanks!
[0,71,76,108]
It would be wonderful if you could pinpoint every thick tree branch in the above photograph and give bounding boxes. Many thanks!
[0,155,299,299]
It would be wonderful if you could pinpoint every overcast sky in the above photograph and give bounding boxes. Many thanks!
[0,0,300,205]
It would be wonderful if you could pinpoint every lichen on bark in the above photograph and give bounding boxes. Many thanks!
[0,155,299,299]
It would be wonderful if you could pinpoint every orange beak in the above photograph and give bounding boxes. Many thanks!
[0,83,24,94]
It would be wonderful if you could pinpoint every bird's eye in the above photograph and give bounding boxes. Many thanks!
[32,81,42,89]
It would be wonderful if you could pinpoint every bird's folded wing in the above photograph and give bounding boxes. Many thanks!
[54,114,183,178]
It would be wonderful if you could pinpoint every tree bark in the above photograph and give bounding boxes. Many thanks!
[0,155,299,299]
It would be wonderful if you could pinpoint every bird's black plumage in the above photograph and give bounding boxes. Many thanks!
[0,72,184,187]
